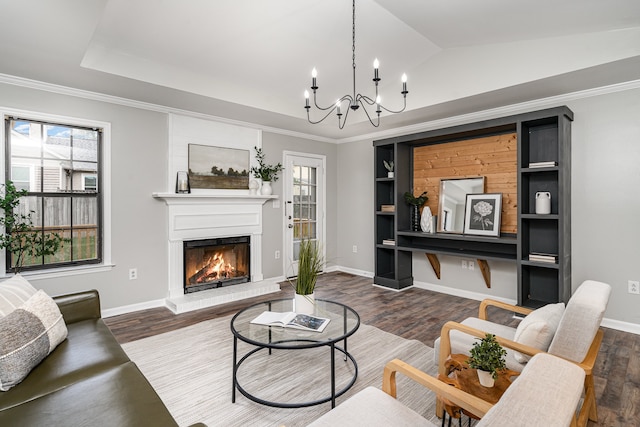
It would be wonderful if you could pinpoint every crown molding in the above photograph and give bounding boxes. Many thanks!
[335,79,640,144]
[1,72,639,146]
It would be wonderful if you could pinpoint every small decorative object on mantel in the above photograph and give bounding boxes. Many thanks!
[248,179,260,195]
[289,239,323,315]
[383,160,394,178]
[251,146,284,195]
[404,191,428,232]
[175,171,190,194]
[420,206,433,233]
[467,333,507,388]
[463,193,502,237]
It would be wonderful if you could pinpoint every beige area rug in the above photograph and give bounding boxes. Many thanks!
[122,315,441,427]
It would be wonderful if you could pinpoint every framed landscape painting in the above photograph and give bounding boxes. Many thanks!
[188,144,250,189]
[463,193,502,237]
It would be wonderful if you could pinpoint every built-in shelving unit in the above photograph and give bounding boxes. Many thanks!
[373,107,573,307]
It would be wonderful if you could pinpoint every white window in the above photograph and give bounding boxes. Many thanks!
[4,116,103,272]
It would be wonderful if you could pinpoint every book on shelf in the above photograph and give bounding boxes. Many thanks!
[528,161,557,168]
[380,205,395,212]
[251,311,330,332]
[528,252,558,263]
[382,239,395,246]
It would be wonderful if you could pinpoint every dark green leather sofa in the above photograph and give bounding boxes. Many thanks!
[0,290,205,427]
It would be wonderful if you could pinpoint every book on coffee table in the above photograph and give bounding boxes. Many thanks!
[251,311,330,332]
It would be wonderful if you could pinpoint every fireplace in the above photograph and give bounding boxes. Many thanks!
[183,236,251,294]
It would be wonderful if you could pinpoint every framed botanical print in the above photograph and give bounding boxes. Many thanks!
[464,193,502,237]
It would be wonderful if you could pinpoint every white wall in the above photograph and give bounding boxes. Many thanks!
[0,82,170,310]
[337,86,640,326]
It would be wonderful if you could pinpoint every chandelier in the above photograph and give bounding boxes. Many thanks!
[304,0,408,129]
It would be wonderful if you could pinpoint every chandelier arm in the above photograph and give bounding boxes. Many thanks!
[357,98,380,128]
[312,91,339,111]
[338,105,352,130]
[377,97,408,114]
[306,105,339,125]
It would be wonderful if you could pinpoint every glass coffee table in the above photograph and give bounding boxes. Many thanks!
[230,298,360,408]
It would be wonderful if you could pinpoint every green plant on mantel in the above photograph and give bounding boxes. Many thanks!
[467,333,507,379]
[383,160,394,172]
[404,191,428,206]
[251,146,284,182]
[289,239,324,296]
[0,180,68,273]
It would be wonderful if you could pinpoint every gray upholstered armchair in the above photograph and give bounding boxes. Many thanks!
[308,353,585,427]
[434,279,611,427]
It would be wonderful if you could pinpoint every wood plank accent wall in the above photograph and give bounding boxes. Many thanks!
[412,132,518,234]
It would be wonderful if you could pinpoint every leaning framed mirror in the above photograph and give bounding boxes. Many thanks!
[438,177,485,233]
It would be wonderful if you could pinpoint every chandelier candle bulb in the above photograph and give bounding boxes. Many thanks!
[336,101,341,115]
[304,90,310,108]
[373,58,380,81]
[311,68,318,89]
[402,73,408,93]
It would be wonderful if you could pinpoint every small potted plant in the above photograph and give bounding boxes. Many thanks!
[383,160,394,178]
[289,239,323,314]
[404,191,428,231]
[467,333,507,387]
[250,146,284,195]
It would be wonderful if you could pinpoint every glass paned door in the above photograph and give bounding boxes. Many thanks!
[284,153,325,278]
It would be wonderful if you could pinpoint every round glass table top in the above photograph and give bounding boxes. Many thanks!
[230,298,360,349]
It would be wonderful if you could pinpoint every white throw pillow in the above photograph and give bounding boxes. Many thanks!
[0,274,38,318]
[0,289,68,390]
[513,302,565,363]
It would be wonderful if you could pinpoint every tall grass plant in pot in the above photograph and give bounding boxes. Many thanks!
[290,239,323,314]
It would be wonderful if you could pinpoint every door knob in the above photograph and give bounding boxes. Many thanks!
[288,224,294,228]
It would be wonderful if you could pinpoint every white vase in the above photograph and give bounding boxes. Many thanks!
[477,369,495,387]
[294,292,315,315]
[260,181,273,195]
[387,171,394,178]
[420,206,433,233]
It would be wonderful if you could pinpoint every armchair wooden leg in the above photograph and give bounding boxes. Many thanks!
[576,374,597,427]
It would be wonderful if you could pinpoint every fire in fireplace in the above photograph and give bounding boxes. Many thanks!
[183,236,250,294]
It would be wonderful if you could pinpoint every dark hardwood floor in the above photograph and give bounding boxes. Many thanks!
[105,271,638,427]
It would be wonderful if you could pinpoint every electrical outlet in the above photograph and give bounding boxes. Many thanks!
[468,260,475,271]
[461,260,468,269]
[275,250,280,259]
[129,268,138,280]
[629,280,640,294]
[352,245,358,253]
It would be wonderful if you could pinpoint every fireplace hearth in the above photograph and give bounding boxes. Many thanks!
[183,236,250,294]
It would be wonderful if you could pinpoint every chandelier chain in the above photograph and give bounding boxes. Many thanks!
[352,0,356,70]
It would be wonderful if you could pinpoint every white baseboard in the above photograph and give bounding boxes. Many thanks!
[412,280,517,305]
[102,299,166,318]
[333,265,374,278]
[601,318,640,335]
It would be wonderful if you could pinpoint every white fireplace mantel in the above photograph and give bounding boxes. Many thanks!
[153,191,280,313]
[152,192,278,205]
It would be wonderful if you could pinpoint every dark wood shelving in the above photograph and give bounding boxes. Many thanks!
[374,106,572,307]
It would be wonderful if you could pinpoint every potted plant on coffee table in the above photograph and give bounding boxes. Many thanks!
[467,333,507,388]
[289,239,323,314]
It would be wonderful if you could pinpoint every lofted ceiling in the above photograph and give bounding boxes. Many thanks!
[0,0,639,140]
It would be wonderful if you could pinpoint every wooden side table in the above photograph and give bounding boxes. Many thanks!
[437,354,520,423]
